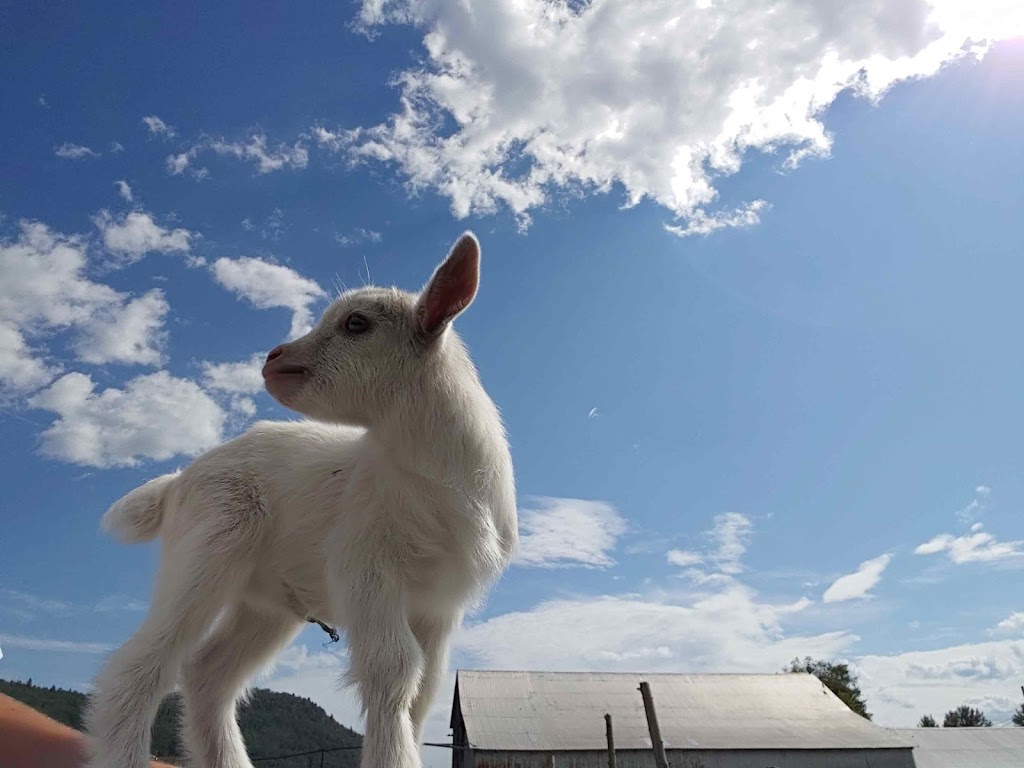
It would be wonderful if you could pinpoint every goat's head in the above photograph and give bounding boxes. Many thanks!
[262,231,481,425]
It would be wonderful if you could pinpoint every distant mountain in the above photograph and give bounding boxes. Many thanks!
[0,678,362,767]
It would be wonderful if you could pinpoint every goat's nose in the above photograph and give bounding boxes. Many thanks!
[266,345,285,363]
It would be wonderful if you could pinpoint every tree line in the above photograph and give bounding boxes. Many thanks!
[0,677,362,766]
[788,657,1024,728]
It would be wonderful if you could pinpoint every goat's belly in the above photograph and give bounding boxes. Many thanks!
[242,560,338,626]
[239,535,499,626]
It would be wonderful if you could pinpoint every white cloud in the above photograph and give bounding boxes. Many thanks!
[211,256,326,338]
[312,125,346,152]
[166,148,199,176]
[664,200,771,238]
[115,180,134,202]
[0,220,171,391]
[822,553,892,604]
[109,141,125,154]
[915,536,953,556]
[27,371,226,468]
[0,321,58,394]
[914,523,1024,565]
[94,210,194,263]
[0,588,146,618]
[243,208,287,241]
[263,208,285,240]
[171,134,309,176]
[666,512,754,579]
[273,642,346,674]
[201,353,267,394]
[515,496,627,568]
[54,142,99,160]
[345,0,1024,232]
[991,612,1024,636]
[457,587,833,675]
[464,510,829,673]
[210,135,309,173]
[0,632,113,654]
[666,549,703,567]
[227,396,257,419]
[0,217,232,460]
[0,588,73,617]
[335,228,383,248]
[0,222,118,328]
[709,512,753,574]
[857,638,1024,726]
[92,594,147,613]
[74,289,169,366]
[141,115,176,138]
[956,484,991,524]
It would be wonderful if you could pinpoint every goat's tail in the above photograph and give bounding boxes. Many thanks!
[101,471,179,543]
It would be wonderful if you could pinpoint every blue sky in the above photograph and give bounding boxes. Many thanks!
[2,0,1024,758]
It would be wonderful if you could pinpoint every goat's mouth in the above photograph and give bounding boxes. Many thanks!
[262,363,309,381]
[262,362,311,405]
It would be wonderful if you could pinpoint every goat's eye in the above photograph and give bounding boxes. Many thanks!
[343,312,370,334]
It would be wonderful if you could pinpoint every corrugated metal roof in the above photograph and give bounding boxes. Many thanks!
[896,728,1024,768]
[454,670,913,752]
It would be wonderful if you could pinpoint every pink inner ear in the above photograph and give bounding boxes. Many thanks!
[420,234,480,334]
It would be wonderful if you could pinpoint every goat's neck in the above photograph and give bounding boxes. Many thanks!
[373,362,510,497]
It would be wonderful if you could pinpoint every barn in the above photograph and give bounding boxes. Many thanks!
[448,670,916,768]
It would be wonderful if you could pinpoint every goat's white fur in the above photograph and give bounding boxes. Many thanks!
[83,232,518,768]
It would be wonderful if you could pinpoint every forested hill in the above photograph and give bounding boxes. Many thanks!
[0,678,362,767]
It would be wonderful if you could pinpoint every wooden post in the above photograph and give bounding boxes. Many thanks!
[605,713,617,768]
[639,682,669,768]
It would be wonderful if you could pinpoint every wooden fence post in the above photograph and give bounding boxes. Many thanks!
[639,681,669,768]
[605,713,617,768]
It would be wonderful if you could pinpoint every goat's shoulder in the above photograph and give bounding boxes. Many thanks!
[179,419,363,481]
[244,418,362,443]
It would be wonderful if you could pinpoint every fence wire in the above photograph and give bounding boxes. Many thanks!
[245,741,459,767]
[250,745,361,767]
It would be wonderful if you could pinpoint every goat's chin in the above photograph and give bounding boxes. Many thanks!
[264,376,309,410]
[264,386,346,424]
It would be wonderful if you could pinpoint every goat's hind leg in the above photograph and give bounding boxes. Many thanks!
[181,602,302,768]
[84,529,259,768]
[409,612,459,744]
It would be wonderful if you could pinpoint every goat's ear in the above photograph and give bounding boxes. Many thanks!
[415,231,480,340]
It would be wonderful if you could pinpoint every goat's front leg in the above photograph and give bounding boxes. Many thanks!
[342,567,425,768]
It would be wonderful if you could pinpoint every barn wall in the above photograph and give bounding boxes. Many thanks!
[470,748,916,768]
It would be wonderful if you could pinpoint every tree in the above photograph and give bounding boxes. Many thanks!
[787,657,871,720]
[1012,703,1024,727]
[918,714,937,728]
[943,705,992,727]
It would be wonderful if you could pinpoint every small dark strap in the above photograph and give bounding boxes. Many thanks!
[308,617,340,644]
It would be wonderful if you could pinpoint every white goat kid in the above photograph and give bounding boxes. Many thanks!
[83,232,518,768]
